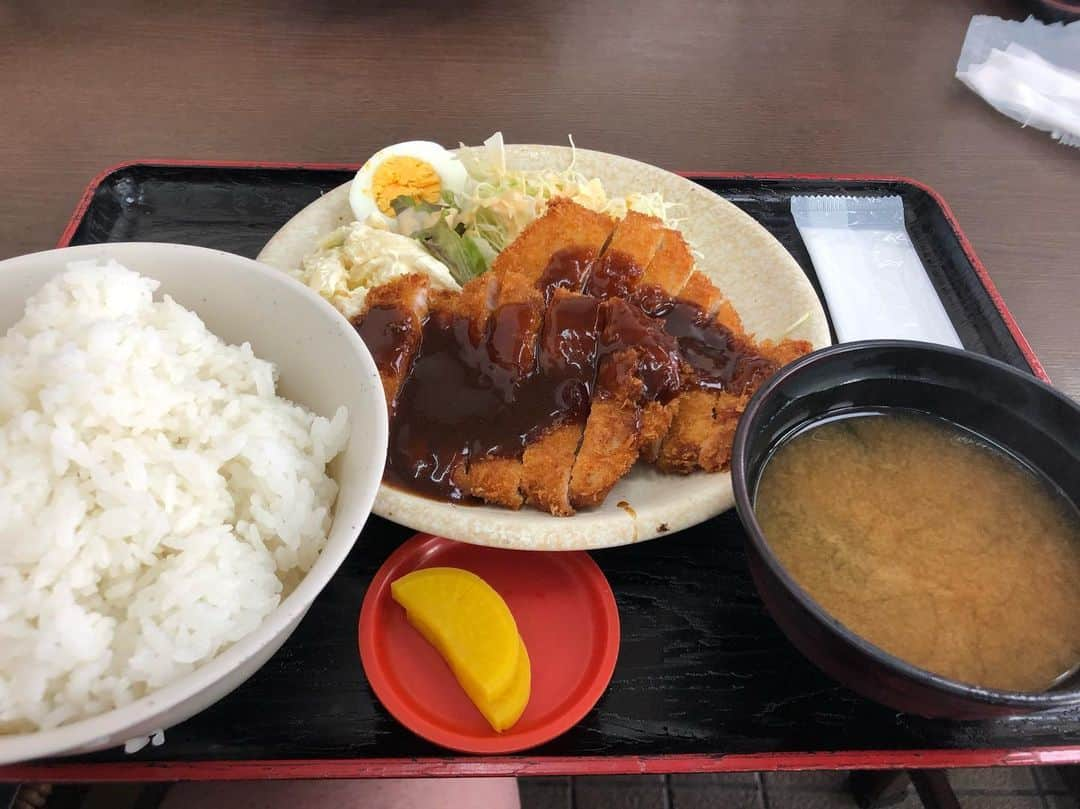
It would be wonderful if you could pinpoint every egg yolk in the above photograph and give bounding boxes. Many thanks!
[372,157,442,215]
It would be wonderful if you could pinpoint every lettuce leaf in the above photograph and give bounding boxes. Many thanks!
[415,220,489,284]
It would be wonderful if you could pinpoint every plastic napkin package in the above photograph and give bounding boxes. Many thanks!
[790,196,962,349]
[956,15,1080,147]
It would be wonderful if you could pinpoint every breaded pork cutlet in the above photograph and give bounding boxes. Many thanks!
[568,345,643,508]
[638,225,696,296]
[568,213,670,507]
[653,264,806,474]
[635,228,696,462]
[522,424,585,516]
[451,272,546,510]
[364,196,812,514]
[492,197,614,287]
[353,273,431,414]
[454,270,501,342]
[654,267,730,473]
[522,289,600,516]
[489,272,545,375]
[469,198,610,515]
[691,334,812,472]
[455,199,613,513]
[584,211,666,299]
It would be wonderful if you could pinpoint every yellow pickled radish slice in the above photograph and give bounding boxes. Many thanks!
[481,639,531,732]
[390,567,526,714]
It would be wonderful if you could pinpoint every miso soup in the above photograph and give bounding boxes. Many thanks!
[754,410,1080,693]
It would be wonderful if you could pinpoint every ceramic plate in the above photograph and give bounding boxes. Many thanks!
[258,145,829,550]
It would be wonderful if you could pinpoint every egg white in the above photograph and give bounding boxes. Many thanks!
[349,141,468,225]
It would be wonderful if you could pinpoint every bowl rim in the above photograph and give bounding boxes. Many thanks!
[731,338,1080,709]
[0,242,388,762]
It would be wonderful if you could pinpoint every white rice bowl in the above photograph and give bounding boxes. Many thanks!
[0,243,386,763]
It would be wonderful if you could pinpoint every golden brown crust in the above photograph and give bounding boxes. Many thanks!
[453,457,525,510]
[759,337,814,367]
[639,399,678,464]
[714,298,744,334]
[427,286,461,315]
[569,348,645,508]
[362,272,429,311]
[489,273,544,376]
[522,423,584,516]
[641,226,696,294]
[491,197,615,283]
[697,391,750,472]
[656,389,718,474]
[569,401,641,508]
[605,211,667,267]
[459,272,501,338]
[677,270,726,316]
[455,271,546,508]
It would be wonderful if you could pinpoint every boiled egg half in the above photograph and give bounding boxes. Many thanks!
[349,141,468,226]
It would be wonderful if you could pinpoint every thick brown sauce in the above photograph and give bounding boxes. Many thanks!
[586,250,644,299]
[353,304,414,379]
[538,246,596,300]
[599,298,680,402]
[371,247,776,501]
[654,298,777,395]
[384,294,600,499]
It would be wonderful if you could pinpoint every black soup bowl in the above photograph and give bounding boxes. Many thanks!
[731,340,1080,719]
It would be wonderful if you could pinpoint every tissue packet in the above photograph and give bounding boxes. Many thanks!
[790,196,962,349]
[956,15,1080,146]
[957,15,1079,75]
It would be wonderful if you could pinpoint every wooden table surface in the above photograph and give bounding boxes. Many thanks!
[1,0,1076,403]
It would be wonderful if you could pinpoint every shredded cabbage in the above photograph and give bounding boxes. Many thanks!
[445,132,684,253]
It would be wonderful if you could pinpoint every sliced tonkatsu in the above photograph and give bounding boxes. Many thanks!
[492,197,614,287]
[654,268,733,474]
[568,297,680,508]
[566,211,673,504]
[355,197,812,515]
[457,200,613,512]
[633,226,698,462]
[638,225,696,296]
[567,345,643,508]
[521,289,601,516]
[482,200,612,512]
[653,268,810,474]
[353,273,431,414]
[584,211,666,299]
[452,271,546,510]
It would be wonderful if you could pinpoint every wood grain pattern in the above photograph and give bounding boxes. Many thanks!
[0,0,1075,395]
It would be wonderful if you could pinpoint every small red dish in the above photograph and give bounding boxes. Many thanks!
[358,533,620,754]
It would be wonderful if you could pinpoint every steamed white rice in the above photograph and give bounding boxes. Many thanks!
[0,260,349,732]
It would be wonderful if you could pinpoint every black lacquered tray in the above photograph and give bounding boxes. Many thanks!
[3,163,1069,782]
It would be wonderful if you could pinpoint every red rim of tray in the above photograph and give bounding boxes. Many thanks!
[357,533,621,754]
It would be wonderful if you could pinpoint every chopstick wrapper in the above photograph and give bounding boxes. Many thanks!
[790,196,962,348]
[956,15,1080,148]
